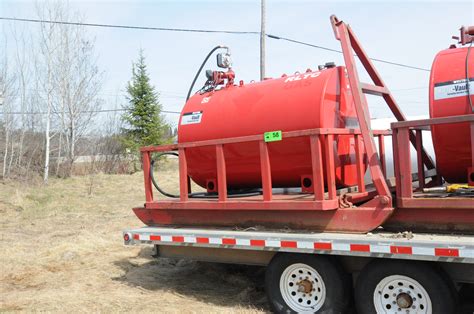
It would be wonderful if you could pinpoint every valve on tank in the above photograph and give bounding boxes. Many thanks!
[200,49,235,93]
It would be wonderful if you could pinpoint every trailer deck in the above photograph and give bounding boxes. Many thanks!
[123,226,474,264]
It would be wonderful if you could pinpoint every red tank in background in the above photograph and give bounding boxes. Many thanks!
[429,34,474,183]
[178,66,362,192]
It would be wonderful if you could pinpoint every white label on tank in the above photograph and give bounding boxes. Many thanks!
[180,111,203,125]
[434,78,474,100]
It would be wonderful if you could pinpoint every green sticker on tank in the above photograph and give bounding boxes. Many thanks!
[264,130,282,142]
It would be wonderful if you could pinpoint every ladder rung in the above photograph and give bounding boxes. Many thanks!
[361,83,389,96]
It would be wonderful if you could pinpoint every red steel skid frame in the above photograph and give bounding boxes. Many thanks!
[136,128,393,233]
[385,115,474,233]
[133,15,439,233]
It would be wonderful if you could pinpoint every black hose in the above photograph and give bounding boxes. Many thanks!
[150,152,180,198]
[186,45,228,102]
[149,152,262,199]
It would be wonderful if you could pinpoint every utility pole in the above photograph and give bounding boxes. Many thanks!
[260,0,266,81]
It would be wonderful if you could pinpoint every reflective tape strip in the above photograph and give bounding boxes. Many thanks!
[390,246,412,255]
[314,242,332,250]
[434,248,459,257]
[129,233,473,261]
[350,244,370,252]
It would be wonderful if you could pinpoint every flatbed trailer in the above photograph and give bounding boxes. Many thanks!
[122,15,474,313]
[123,226,474,313]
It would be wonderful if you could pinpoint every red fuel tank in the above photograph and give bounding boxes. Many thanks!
[178,66,362,190]
[429,46,474,183]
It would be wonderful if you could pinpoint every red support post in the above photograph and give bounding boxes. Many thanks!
[310,135,325,200]
[378,134,387,177]
[469,121,474,185]
[178,148,189,201]
[259,141,273,201]
[216,144,228,201]
[354,134,366,193]
[392,129,402,197]
[324,134,337,200]
[142,151,153,202]
[398,128,413,198]
[471,122,474,166]
[415,130,425,189]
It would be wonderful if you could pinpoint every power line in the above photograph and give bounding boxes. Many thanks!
[0,17,259,35]
[267,34,430,72]
[0,108,181,115]
[21,88,186,99]
[0,16,431,72]
[266,34,341,53]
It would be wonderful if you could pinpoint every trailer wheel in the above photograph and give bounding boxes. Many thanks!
[265,253,350,313]
[355,260,456,314]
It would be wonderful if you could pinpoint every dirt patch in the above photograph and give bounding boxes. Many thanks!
[0,172,268,313]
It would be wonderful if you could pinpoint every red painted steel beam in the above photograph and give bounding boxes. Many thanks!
[354,134,366,193]
[140,128,391,153]
[259,141,273,201]
[360,83,390,96]
[397,128,413,198]
[133,204,393,233]
[145,199,340,211]
[392,129,402,197]
[391,114,474,129]
[178,148,189,201]
[216,145,228,202]
[331,16,391,199]
[142,151,153,202]
[415,130,425,189]
[397,198,474,209]
[310,135,325,200]
[378,135,387,177]
[324,135,337,200]
[331,15,435,171]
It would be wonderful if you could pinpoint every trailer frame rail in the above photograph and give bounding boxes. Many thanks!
[123,227,474,264]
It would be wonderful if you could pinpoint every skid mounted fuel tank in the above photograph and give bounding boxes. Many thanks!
[177,66,364,191]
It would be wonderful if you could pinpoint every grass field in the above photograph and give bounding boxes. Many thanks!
[0,168,268,313]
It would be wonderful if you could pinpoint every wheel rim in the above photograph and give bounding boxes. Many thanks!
[373,275,432,314]
[279,263,326,313]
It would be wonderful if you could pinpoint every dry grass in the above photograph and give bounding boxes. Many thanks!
[0,165,268,313]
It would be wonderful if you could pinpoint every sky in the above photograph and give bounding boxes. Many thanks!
[1,0,473,127]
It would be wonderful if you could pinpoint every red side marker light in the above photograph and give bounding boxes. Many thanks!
[123,233,130,242]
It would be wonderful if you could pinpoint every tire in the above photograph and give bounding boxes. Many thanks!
[355,259,457,314]
[265,253,351,313]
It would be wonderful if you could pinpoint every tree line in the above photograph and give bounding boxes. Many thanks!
[0,1,173,183]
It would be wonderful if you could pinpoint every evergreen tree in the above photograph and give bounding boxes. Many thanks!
[122,50,169,152]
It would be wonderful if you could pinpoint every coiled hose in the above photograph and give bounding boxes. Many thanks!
[150,152,261,199]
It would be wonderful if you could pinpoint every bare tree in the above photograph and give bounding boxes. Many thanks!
[35,1,102,179]
[36,3,61,184]
[51,3,103,176]
[0,33,18,179]
[11,24,33,172]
